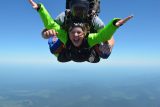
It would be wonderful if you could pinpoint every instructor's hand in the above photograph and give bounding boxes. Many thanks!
[115,15,133,27]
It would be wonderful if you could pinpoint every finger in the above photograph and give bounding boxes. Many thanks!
[50,30,54,35]
[28,0,32,4]
[48,30,54,35]
[29,0,34,5]
[33,6,38,9]
[45,31,50,37]
[51,30,58,36]
[43,32,48,39]
[48,30,55,36]
[43,31,47,36]
[122,15,134,24]
[29,0,38,9]
[116,15,133,27]
[123,15,133,23]
[51,30,56,35]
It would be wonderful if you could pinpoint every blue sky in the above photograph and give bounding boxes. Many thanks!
[0,0,160,69]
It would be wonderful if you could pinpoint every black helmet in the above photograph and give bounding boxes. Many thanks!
[69,0,89,18]
[66,0,100,18]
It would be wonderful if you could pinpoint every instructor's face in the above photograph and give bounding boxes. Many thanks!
[71,4,88,18]
[69,27,85,47]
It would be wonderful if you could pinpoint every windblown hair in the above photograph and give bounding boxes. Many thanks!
[69,23,88,36]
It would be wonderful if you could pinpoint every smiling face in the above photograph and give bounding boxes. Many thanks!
[69,27,85,47]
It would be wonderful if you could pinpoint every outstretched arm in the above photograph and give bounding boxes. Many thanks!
[88,15,133,47]
[28,0,67,44]
[28,0,59,30]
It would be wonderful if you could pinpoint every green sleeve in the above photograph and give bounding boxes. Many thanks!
[88,18,120,47]
[38,3,67,44]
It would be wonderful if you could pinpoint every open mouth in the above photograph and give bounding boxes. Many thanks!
[72,37,81,46]
[73,40,80,44]
[73,37,79,43]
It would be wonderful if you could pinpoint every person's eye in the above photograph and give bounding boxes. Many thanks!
[77,31,82,34]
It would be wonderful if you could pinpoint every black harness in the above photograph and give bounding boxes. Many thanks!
[58,38,100,63]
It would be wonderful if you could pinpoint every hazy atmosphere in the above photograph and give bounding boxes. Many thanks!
[0,0,160,107]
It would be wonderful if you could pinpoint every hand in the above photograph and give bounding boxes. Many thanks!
[28,0,38,10]
[115,15,133,27]
[42,29,58,39]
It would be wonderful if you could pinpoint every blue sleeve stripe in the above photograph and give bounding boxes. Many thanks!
[48,37,62,53]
